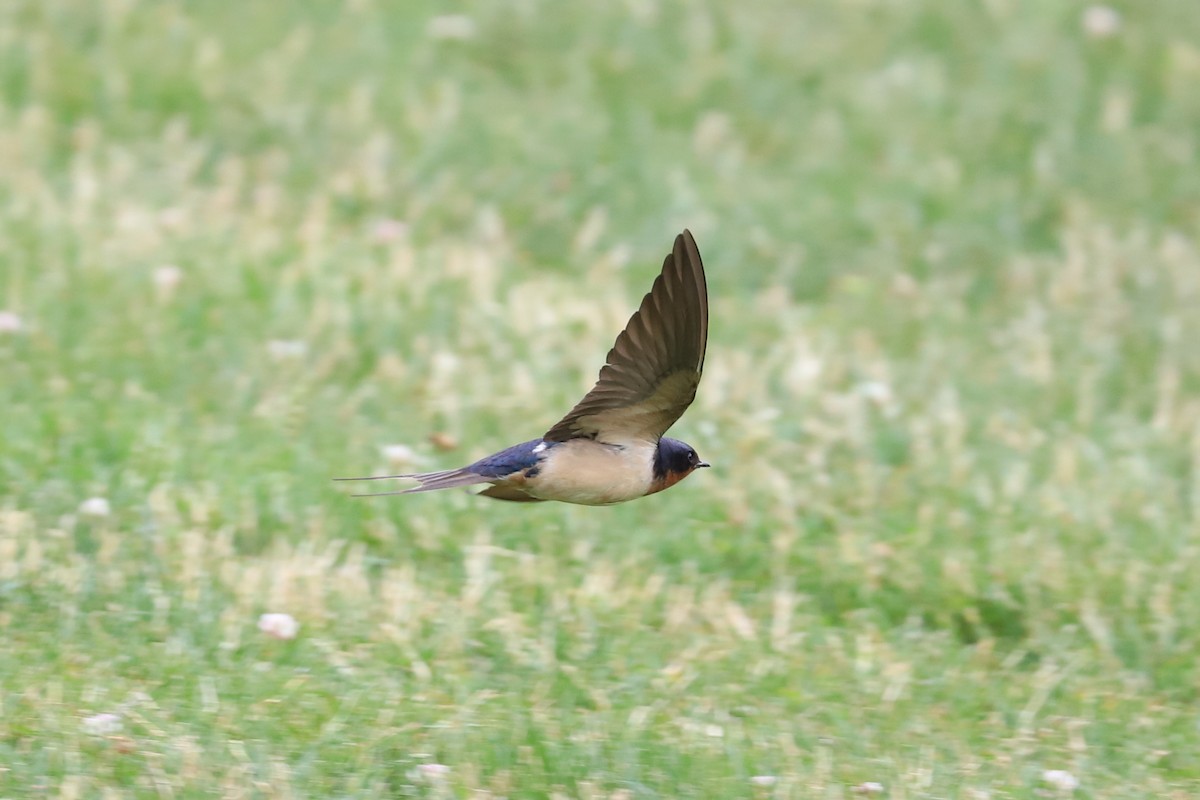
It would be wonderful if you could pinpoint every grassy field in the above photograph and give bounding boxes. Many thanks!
[2,0,1200,796]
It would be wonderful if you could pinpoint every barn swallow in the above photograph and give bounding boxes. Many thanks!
[336,230,709,505]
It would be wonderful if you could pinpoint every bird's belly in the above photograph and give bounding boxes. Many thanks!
[525,441,654,506]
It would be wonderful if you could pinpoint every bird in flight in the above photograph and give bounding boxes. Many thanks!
[337,230,709,505]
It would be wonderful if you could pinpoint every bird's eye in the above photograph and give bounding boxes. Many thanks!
[688,451,697,463]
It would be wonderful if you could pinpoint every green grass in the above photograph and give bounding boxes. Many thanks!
[2,0,1200,796]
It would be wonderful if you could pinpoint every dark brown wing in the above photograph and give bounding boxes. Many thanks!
[543,230,708,444]
[478,484,546,502]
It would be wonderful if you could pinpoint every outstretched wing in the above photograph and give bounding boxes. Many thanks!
[543,230,708,444]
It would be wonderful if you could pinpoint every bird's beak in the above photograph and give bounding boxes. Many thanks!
[696,461,711,469]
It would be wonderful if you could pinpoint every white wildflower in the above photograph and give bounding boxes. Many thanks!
[853,782,885,795]
[266,339,307,360]
[856,380,894,406]
[408,763,451,783]
[153,264,184,299]
[1082,6,1120,38]
[749,775,777,787]
[371,218,409,244]
[79,497,111,517]
[82,712,122,735]
[381,444,419,468]
[1042,770,1080,792]
[258,613,300,640]
[427,15,475,40]
[0,311,23,333]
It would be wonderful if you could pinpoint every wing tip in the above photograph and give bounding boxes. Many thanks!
[540,227,709,443]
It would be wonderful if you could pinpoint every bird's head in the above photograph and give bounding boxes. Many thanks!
[649,436,710,494]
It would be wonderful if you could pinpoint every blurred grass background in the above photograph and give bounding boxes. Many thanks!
[2,0,1200,796]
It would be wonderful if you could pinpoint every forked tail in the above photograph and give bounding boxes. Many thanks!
[333,468,493,498]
